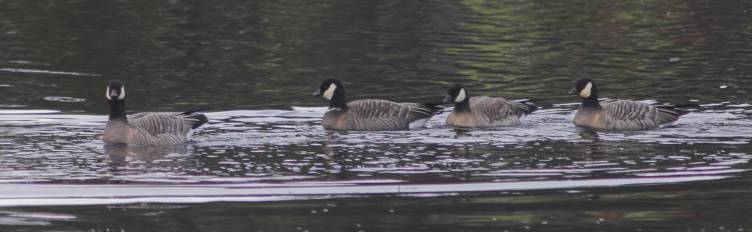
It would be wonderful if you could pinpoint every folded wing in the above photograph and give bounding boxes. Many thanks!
[601,100,683,129]
[345,99,437,130]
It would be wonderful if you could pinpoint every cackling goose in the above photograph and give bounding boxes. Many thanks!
[313,79,440,131]
[569,78,687,130]
[442,84,537,128]
[102,80,208,145]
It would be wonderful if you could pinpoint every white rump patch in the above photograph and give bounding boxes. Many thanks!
[105,87,112,100]
[579,82,592,98]
[454,88,466,103]
[322,83,337,100]
[409,118,430,129]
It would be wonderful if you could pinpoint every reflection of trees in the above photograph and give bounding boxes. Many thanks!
[0,1,468,111]
[453,0,752,102]
[1,0,751,112]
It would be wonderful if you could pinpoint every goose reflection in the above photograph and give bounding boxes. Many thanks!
[105,144,192,167]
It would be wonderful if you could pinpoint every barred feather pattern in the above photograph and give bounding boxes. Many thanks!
[575,100,684,130]
[323,99,437,131]
[104,112,206,145]
[448,97,535,127]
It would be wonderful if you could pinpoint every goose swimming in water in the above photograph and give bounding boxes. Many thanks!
[442,84,537,128]
[102,80,208,145]
[569,78,687,130]
[313,79,441,131]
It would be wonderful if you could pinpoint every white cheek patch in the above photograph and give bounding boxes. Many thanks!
[118,86,126,100]
[579,82,592,98]
[454,88,466,103]
[322,83,336,100]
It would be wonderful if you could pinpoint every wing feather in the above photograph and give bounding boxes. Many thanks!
[601,100,681,129]
[129,113,195,136]
[344,99,437,130]
[468,97,533,125]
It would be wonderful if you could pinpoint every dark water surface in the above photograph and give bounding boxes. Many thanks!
[1,0,752,231]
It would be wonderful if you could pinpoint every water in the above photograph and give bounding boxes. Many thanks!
[1,0,752,231]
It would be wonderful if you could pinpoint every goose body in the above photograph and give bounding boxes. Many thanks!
[102,80,208,145]
[443,85,537,128]
[569,79,686,130]
[314,79,440,131]
[104,112,207,145]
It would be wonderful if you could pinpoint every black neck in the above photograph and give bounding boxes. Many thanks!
[581,91,600,108]
[454,97,471,112]
[329,88,347,109]
[108,100,127,120]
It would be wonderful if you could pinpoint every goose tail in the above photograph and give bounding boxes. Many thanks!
[180,107,213,115]
[421,101,445,114]
[657,105,689,117]
[181,108,211,129]
[517,100,538,115]
[659,103,697,116]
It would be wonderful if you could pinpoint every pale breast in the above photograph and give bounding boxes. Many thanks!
[102,122,133,144]
[573,108,604,129]
[447,112,480,128]
[322,110,349,130]
[103,130,131,144]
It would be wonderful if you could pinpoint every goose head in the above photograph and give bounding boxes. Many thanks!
[569,78,597,99]
[313,79,347,109]
[313,79,345,101]
[106,80,126,101]
[443,84,468,104]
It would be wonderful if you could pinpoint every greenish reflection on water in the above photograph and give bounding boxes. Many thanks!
[1,0,751,231]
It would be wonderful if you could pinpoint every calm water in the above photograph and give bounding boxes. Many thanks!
[1,0,752,231]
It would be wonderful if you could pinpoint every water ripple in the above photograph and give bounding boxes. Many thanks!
[0,103,750,205]
[0,68,100,77]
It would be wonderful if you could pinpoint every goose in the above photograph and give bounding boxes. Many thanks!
[569,78,687,130]
[441,84,537,128]
[312,79,440,131]
[102,80,208,145]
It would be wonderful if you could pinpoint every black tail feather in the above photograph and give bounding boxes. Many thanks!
[513,100,538,115]
[522,102,538,114]
[180,108,211,129]
[187,113,208,129]
[658,105,690,116]
[659,103,698,116]
[667,103,700,109]
[181,107,213,115]
[422,102,445,113]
